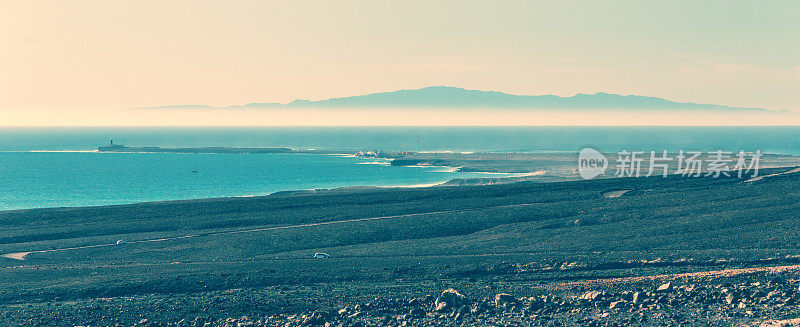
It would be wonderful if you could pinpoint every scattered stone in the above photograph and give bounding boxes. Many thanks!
[15,264,800,326]
[760,317,800,327]
[767,290,779,299]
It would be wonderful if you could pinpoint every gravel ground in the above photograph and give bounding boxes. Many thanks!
[6,265,800,326]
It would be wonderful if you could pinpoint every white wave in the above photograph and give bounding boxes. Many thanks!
[459,169,546,178]
[404,165,461,172]
[357,161,391,166]
[4,150,100,153]
[415,151,475,154]
[507,170,547,178]
[381,181,446,188]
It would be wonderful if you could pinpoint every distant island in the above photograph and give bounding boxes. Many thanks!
[134,86,779,113]
[98,144,294,154]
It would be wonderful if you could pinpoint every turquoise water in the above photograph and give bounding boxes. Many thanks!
[2,126,799,210]
[0,152,489,211]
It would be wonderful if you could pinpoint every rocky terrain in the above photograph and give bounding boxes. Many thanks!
[4,167,800,326]
[9,265,800,326]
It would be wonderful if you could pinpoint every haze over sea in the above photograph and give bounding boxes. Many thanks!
[2,126,800,211]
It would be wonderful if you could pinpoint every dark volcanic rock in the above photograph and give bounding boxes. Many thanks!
[408,307,425,317]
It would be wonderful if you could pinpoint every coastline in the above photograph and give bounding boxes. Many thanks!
[1,147,566,212]
[0,149,504,212]
[5,146,800,212]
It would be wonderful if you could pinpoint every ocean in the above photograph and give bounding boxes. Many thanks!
[1,126,799,211]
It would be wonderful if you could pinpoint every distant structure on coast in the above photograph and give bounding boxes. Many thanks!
[99,139,125,151]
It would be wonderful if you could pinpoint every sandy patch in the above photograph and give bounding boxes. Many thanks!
[745,167,800,183]
[603,190,630,198]
[1,252,30,260]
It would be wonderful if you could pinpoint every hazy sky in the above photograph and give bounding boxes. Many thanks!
[2,1,799,125]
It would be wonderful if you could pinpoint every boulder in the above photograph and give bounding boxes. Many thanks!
[494,293,517,307]
[655,282,673,293]
[578,291,604,301]
[435,289,469,312]
[725,293,737,305]
[632,291,644,304]
[609,300,626,309]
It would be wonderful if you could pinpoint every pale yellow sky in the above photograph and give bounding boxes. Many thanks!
[1,1,799,125]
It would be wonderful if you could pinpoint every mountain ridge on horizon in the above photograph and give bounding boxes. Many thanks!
[135,86,782,113]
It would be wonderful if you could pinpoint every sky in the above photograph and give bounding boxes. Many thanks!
[1,1,799,125]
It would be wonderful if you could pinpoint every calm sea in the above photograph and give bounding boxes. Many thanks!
[1,126,799,210]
